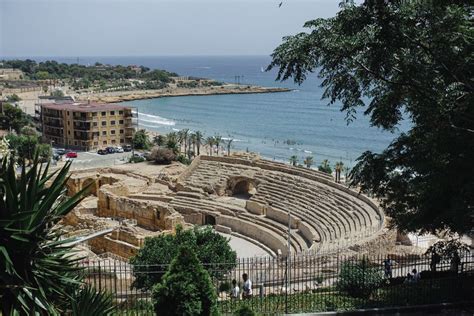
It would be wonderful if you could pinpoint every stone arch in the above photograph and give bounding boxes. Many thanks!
[204,214,216,226]
[82,177,98,196]
[228,177,257,200]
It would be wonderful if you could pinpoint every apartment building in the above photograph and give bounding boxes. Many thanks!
[38,101,137,151]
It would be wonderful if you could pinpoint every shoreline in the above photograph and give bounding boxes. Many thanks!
[74,85,291,104]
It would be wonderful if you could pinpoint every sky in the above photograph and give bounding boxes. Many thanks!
[0,0,341,57]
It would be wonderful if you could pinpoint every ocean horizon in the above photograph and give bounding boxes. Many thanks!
[23,55,409,168]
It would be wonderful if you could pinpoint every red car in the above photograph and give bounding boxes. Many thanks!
[65,151,78,158]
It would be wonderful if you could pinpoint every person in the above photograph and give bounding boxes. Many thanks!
[412,269,420,283]
[404,272,413,284]
[242,273,252,299]
[430,252,441,272]
[383,257,394,279]
[450,251,461,273]
[231,279,240,299]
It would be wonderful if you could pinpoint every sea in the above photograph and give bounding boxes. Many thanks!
[30,56,409,167]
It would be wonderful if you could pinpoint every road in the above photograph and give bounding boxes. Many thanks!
[56,151,133,170]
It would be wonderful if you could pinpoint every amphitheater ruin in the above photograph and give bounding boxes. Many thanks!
[63,154,398,260]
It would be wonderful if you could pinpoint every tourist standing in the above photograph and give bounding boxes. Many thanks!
[383,257,394,279]
[231,279,240,299]
[412,269,420,283]
[242,273,253,300]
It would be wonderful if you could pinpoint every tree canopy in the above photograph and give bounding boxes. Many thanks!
[152,246,218,316]
[130,225,237,291]
[0,103,31,133]
[268,1,473,234]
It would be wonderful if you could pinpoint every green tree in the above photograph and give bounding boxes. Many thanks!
[205,136,215,156]
[154,134,167,147]
[6,134,38,163]
[6,94,21,103]
[165,132,180,153]
[152,246,218,316]
[133,129,151,150]
[226,138,234,156]
[51,89,65,97]
[289,155,298,166]
[130,225,237,291]
[337,258,384,299]
[214,135,222,156]
[268,1,474,234]
[195,131,204,156]
[0,157,114,315]
[35,70,50,80]
[318,159,332,174]
[303,156,314,168]
[0,103,31,133]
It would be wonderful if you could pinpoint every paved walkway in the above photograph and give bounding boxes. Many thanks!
[218,232,270,257]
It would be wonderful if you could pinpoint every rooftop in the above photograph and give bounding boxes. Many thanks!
[40,101,131,113]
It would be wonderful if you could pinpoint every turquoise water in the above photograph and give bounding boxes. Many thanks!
[34,56,408,167]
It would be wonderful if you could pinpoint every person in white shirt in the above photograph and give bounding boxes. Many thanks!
[242,273,252,299]
[231,279,240,299]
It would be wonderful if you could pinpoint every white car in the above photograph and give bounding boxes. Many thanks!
[115,146,124,153]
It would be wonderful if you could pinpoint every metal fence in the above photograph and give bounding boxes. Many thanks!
[81,251,473,315]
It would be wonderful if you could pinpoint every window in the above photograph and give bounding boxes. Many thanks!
[102,121,106,126]
[111,139,116,144]
[103,141,107,145]
[119,120,124,124]
[92,112,97,117]
[67,111,70,115]
[110,111,115,115]
[120,129,124,134]
[111,130,116,135]
[119,111,123,115]
[102,131,107,136]
[120,138,124,143]
[111,120,116,125]
[93,122,98,127]
[94,142,98,146]
[67,121,70,125]
[101,112,106,116]
[94,132,99,137]
[68,131,70,135]
[74,141,78,146]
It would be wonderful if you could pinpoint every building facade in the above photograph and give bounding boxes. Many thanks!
[38,102,137,151]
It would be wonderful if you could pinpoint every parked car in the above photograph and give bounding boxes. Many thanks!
[133,152,144,158]
[123,145,132,152]
[97,149,107,155]
[115,146,124,153]
[54,148,66,155]
[106,147,116,154]
[65,151,78,158]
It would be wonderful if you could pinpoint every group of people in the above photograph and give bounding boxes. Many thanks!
[231,273,252,300]
[384,258,420,284]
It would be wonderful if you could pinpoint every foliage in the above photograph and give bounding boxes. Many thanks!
[130,225,237,291]
[425,238,470,259]
[51,89,65,97]
[177,154,191,165]
[6,134,38,162]
[152,246,218,316]
[0,156,98,314]
[268,1,474,234]
[6,94,21,102]
[132,129,151,150]
[336,259,384,299]
[36,143,53,162]
[153,134,167,147]
[165,132,180,153]
[289,155,298,166]
[303,156,313,168]
[70,285,115,316]
[234,306,256,316]
[0,103,31,133]
[129,155,145,163]
[150,147,176,164]
[318,159,332,174]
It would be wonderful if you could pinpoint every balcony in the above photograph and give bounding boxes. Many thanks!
[44,120,63,128]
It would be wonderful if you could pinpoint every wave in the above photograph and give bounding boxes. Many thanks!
[138,112,176,126]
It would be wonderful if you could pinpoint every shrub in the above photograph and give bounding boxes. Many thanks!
[177,153,191,165]
[150,147,176,164]
[234,306,256,316]
[336,258,384,298]
[130,225,237,291]
[129,155,145,163]
[133,129,151,150]
[152,246,218,316]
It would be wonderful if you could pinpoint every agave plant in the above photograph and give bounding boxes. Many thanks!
[0,156,114,315]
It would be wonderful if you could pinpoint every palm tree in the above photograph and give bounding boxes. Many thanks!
[318,159,332,174]
[154,134,167,147]
[205,136,215,156]
[195,131,204,156]
[0,157,114,315]
[166,132,179,154]
[335,161,344,183]
[179,129,190,155]
[226,138,234,156]
[289,155,298,166]
[214,135,222,156]
[189,133,197,158]
[303,156,314,168]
